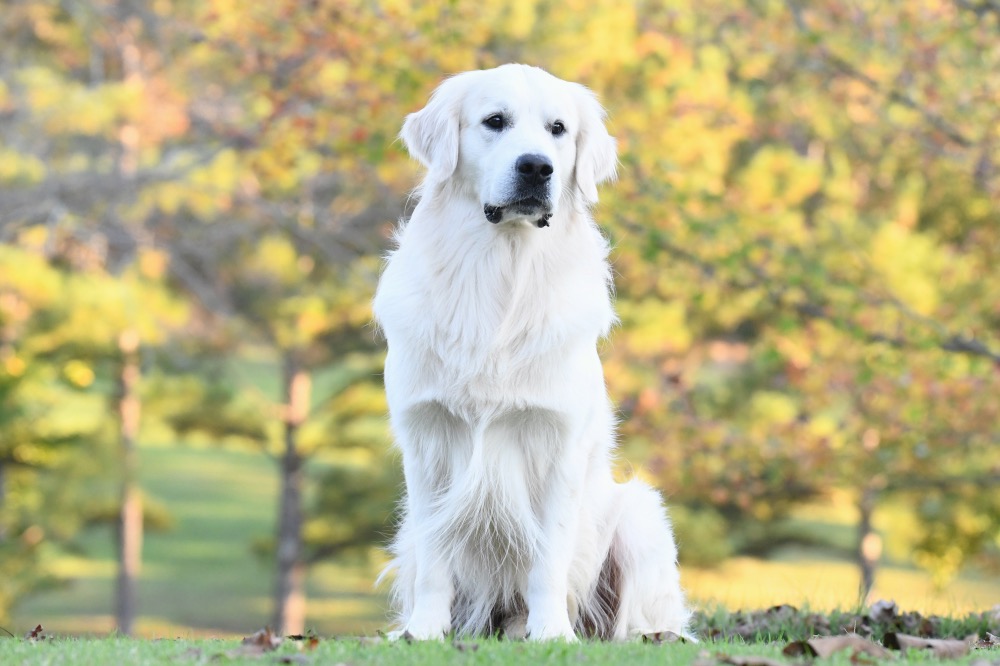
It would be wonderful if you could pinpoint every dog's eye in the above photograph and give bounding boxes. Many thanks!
[550,121,566,137]
[483,114,506,131]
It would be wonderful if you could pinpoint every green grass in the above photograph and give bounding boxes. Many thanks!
[683,556,1000,615]
[14,444,387,637]
[0,636,995,666]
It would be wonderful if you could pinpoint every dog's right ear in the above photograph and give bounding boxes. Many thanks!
[400,75,466,184]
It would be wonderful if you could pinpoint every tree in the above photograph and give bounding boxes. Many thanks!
[2,0,998,629]
[585,0,1000,595]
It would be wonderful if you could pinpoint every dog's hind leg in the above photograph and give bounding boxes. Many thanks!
[609,479,692,640]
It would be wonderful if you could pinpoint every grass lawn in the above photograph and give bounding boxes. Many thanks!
[11,443,1000,639]
[14,443,387,637]
[1,635,997,666]
[0,638,778,666]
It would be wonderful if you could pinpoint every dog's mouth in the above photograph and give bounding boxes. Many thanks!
[483,198,553,228]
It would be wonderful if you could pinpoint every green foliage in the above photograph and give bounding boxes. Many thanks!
[670,506,733,567]
[303,460,401,565]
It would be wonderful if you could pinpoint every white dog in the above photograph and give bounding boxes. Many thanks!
[373,64,690,641]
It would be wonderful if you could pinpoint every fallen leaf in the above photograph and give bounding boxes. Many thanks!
[286,634,320,651]
[869,600,899,623]
[766,604,798,619]
[643,631,684,644]
[24,624,46,641]
[884,632,973,658]
[804,613,831,636]
[452,639,479,652]
[783,634,891,659]
[223,627,284,657]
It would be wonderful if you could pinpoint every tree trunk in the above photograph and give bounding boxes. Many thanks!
[272,353,311,635]
[116,329,142,636]
[856,486,882,604]
[0,458,6,541]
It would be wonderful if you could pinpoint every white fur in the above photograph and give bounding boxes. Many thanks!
[374,64,690,641]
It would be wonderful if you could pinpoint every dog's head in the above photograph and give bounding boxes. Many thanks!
[401,64,617,228]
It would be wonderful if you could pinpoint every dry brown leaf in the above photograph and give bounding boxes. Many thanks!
[235,627,283,653]
[286,635,321,651]
[869,600,899,623]
[884,632,973,658]
[766,604,798,619]
[24,624,46,641]
[783,634,891,659]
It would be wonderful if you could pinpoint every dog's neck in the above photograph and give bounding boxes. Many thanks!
[393,189,612,358]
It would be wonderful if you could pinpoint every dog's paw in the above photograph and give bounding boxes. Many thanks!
[393,616,450,641]
[502,613,528,641]
[525,615,577,642]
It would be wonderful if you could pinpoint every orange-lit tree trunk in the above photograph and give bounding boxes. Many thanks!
[115,329,142,636]
[856,486,881,604]
[0,459,6,542]
[272,352,311,635]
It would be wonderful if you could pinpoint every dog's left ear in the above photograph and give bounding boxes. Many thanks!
[572,84,618,205]
[400,74,467,184]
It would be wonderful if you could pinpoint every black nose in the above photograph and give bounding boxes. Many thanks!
[515,153,553,185]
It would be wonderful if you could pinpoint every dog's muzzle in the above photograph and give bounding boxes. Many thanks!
[484,203,552,227]
[483,153,555,228]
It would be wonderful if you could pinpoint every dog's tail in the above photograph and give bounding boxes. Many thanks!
[604,479,694,640]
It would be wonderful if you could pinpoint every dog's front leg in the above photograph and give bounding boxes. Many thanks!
[524,454,585,641]
[399,455,454,640]
[406,526,453,639]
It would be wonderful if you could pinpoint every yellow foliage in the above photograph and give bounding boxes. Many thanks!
[749,391,799,426]
[740,146,823,210]
[316,60,350,90]
[138,249,169,280]
[0,148,46,184]
[18,66,142,136]
[869,224,943,315]
[62,360,95,388]
[247,235,301,286]
[618,298,692,355]
[3,354,26,378]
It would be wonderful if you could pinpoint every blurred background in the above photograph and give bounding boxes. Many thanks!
[0,0,998,638]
